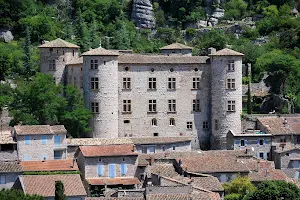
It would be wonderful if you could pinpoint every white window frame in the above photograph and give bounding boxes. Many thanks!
[227,100,236,112]
[168,99,176,112]
[227,60,235,72]
[168,77,176,90]
[192,77,200,89]
[91,102,99,113]
[123,100,131,113]
[169,118,175,126]
[148,100,157,113]
[90,77,99,90]
[226,78,236,89]
[193,99,201,112]
[123,77,131,90]
[151,118,157,127]
[148,78,157,90]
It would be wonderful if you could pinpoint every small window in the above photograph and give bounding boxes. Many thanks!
[97,164,103,176]
[41,135,47,145]
[90,77,99,90]
[24,155,30,161]
[0,175,6,184]
[227,101,236,112]
[172,146,176,151]
[124,120,130,124]
[122,158,125,162]
[125,67,129,71]
[122,100,131,113]
[170,68,174,72]
[103,61,106,65]
[49,60,56,71]
[150,68,155,72]
[73,50,75,56]
[162,146,166,151]
[170,118,175,126]
[240,140,245,147]
[153,133,158,137]
[57,49,58,54]
[286,153,290,156]
[194,68,198,72]
[259,139,264,145]
[149,100,157,113]
[193,99,200,112]
[24,136,31,145]
[259,152,264,159]
[192,77,200,89]
[215,119,219,130]
[226,79,236,89]
[203,121,209,130]
[148,78,156,89]
[123,77,131,90]
[151,118,157,127]
[91,102,99,113]
[168,78,176,90]
[99,158,102,162]
[227,60,235,72]
[168,99,176,112]
[90,60,98,70]
[187,122,193,130]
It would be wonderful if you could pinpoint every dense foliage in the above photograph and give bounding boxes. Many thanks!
[223,176,256,200]
[0,189,43,200]
[55,181,66,200]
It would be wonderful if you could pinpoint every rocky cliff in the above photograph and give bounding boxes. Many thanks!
[131,0,155,29]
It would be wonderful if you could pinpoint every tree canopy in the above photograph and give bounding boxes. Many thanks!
[0,189,43,200]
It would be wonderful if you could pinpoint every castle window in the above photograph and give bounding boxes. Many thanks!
[124,120,130,123]
[170,68,174,72]
[169,118,175,126]
[125,67,129,71]
[227,60,235,72]
[151,118,157,126]
[153,133,158,136]
[90,60,98,70]
[90,77,99,90]
[49,60,56,71]
[168,78,176,90]
[148,78,156,89]
[226,79,236,89]
[193,99,200,112]
[150,68,155,72]
[122,100,131,113]
[192,77,200,89]
[73,50,75,57]
[215,119,219,130]
[227,100,236,112]
[168,99,176,112]
[203,121,209,130]
[123,77,131,90]
[103,61,106,65]
[187,122,193,130]
[148,100,157,113]
[194,68,198,72]
[91,102,99,113]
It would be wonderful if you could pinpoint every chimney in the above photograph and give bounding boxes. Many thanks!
[283,118,288,127]
[150,157,155,166]
[132,145,136,152]
[208,47,216,55]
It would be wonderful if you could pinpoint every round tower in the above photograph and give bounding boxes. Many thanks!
[210,48,244,149]
[39,38,80,84]
[82,48,119,138]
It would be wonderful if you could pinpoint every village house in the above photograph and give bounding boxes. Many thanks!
[13,174,87,200]
[12,125,67,161]
[0,162,23,189]
[0,134,17,161]
[75,144,140,196]
[226,130,272,160]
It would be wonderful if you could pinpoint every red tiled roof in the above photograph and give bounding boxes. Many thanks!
[20,174,86,197]
[20,159,78,172]
[146,193,190,200]
[249,169,287,182]
[79,144,138,157]
[14,125,66,135]
[191,177,224,192]
[87,177,140,186]
[258,117,300,135]
[0,162,23,172]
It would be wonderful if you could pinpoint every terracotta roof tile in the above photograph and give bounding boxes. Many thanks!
[191,190,221,200]
[118,54,209,64]
[81,48,119,56]
[14,125,67,136]
[191,177,224,192]
[66,57,83,65]
[0,162,23,172]
[258,117,300,135]
[67,138,133,146]
[86,198,143,200]
[87,177,140,185]
[39,38,80,48]
[146,193,190,200]
[20,159,78,172]
[20,174,86,197]
[130,137,192,145]
[249,169,287,182]
[79,144,138,157]
[210,48,244,56]
[160,43,193,50]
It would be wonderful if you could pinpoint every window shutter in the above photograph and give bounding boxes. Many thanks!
[263,139,266,145]
[263,153,267,160]
[25,136,30,145]
[257,140,259,145]
[121,163,127,175]
[245,140,248,146]
[256,152,259,158]
[97,164,103,176]
[295,171,299,179]
[42,136,47,145]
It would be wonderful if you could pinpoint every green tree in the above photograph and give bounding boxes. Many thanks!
[60,85,92,138]
[223,176,256,199]
[0,189,43,200]
[244,181,300,200]
[194,30,228,54]
[0,83,13,114]
[23,26,34,79]
[113,19,131,50]
[55,181,66,200]
[89,19,101,49]
[263,5,279,17]
[75,9,90,52]
[224,0,248,20]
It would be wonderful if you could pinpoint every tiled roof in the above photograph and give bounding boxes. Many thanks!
[20,159,78,172]
[258,117,300,135]
[249,169,287,182]
[81,48,119,56]
[86,198,143,200]
[146,193,190,200]
[66,57,83,65]
[87,177,140,185]
[39,38,80,48]
[191,177,224,192]
[14,125,67,135]
[160,43,193,50]
[67,138,133,146]
[192,190,221,200]
[118,54,209,64]
[242,83,270,97]
[0,162,23,172]
[20,174,86,197]
[79,144,138,157]
[210,48,244,56]
[130,137,192,145]
[0,134,16,144]
[180,156,249,173]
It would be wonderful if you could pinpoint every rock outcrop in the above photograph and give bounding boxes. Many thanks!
[0,29,14,42]
[131,0,155,29]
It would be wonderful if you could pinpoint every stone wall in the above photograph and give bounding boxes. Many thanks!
[67,64,83,91]
[135,141,191,153]
[118,63,211,149]
[131,0,155,29]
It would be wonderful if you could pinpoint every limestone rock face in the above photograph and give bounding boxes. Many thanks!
[131,0,155,29]
[0,30,14,42]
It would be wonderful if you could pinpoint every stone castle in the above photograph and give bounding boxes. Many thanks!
[39,38,244,149]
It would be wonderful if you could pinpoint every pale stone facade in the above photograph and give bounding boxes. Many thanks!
[40,39,244,150]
